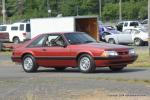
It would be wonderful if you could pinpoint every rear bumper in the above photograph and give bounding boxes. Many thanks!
[0,39,9,42]
[94,55,138,67]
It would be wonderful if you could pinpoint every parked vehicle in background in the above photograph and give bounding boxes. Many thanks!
[9,22,30,44]
[11,32,138,73]
[9,16,98,44]
[0,24,11,42]
[141,19,148,31]
[99,25,120,41]
[29,16,99,41]
[0,25,10,49]
[0,24,11,51]
[116,21,143,32]
[105,28,148,46]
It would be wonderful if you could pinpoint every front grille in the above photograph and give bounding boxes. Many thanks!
[117,51,128,55]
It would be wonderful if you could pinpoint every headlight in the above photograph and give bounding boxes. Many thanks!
[129,49,136,55]
[102,51,118,57]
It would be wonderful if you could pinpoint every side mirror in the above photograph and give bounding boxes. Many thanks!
[59,42,67,48]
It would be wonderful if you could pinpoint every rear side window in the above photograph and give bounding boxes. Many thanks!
[26,24,30,32]
[28,35,46,47]
[19,24,24,31]
[11,26,18,31]
[0,26,6,31]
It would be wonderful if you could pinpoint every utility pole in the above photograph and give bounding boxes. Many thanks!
[2,0,6,24]
[99,0,102,20]
[47,0,51,17]
[76,5,79,16]
[56,0,59,15]
[148,0,150,56]
[119,0,122,21]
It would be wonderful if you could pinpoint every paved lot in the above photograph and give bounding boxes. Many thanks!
[0,52,150,100]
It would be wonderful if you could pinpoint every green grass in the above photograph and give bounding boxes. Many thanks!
[0,51,11,56]
[129,50,150,67]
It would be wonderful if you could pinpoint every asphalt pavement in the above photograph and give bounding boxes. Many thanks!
[0,52,150,99]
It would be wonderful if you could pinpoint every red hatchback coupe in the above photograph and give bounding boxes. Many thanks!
[11,32,138,73]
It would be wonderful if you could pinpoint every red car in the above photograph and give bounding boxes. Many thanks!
[11,32,138,73]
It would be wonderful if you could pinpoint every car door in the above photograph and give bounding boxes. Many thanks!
[37,34,72,67]
[117,29,132,44]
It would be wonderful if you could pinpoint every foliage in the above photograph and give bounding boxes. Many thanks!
[0,0,148,23]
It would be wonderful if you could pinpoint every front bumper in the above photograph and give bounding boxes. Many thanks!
[94,54,138,67]
[11,56,22,63]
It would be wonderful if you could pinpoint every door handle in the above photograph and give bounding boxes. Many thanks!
[42,49,47,51]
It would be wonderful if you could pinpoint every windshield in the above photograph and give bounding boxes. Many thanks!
[64,32,96,44]
[139,29,147,33]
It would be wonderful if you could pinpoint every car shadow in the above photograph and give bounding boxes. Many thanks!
[93,68,147,74]
[36,67,147,74]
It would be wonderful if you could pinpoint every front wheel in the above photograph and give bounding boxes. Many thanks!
[134,38,143,46]
[22,55,38,73]
[78,54,96,73]
[109,65,126,72]
[108,38,115,44]
[13,37,20,44]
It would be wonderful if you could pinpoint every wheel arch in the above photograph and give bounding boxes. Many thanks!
[134,37,141,40]
[13,36,19,40]
[21,52,34,60]
[76,52,93,61]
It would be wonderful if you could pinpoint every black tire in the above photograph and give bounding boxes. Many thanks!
[22,54,38,73]
[54,67,66,71]
[13,37,20,44]
[78,54,96,73]
[0,42,2,51]
[134,38,143,46]
[108,38,115,44]
[109,65,126,72]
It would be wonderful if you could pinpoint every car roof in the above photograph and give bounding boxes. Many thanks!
[118,20,139,23]
[44,32,84,35]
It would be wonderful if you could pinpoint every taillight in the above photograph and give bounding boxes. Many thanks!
[22,33,26,36]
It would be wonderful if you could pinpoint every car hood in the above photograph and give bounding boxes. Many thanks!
[79,43,129,50]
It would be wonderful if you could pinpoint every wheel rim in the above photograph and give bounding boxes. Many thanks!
[109,39,114,44]
[80,57,90,71]
[14,38,19,44]
[134,39,140,45]
[23,57,33,71]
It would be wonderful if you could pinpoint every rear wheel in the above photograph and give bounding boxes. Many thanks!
[54,67,66,71]
[13,37,20,44]
[109,65,126,72]
[22,54,38,73]
[78,54,96,73]
[108,38,115,44]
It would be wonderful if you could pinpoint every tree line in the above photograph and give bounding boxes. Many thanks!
[0,0,148,23]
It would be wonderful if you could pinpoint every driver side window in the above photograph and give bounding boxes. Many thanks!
[45,34,65,47]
